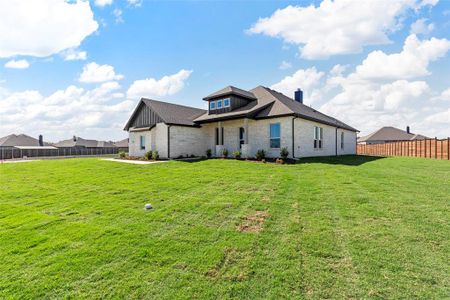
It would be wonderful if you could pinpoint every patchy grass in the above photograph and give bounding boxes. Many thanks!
[0,156,449,299]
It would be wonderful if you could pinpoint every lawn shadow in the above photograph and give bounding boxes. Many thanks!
[296,155,385,166]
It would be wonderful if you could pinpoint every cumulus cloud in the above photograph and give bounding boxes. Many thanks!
[127,69,193,100]
[0,82,133,141]
[0,0,98,58]
[4,59,30,69]
[354,34,450,80]
[62,48,87,61]
[94,0,113,7]
[79,62,124,83]
[248,0,437,59]
[126,0,143,7]
[279,61,292,70]
[113,9,124,24]
[410,18,434,34]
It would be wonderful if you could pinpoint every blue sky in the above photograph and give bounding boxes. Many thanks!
[1,0,449,141]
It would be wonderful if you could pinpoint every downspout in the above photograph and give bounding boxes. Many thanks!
[167,125,171,159]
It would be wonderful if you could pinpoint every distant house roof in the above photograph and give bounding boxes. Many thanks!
[195,86,357,131]
[358,127,428,143]
[0,134,49,147]
[124,98,206,130]
[54,136,117,148]
[203,85,257,101]
[114,138,129,148]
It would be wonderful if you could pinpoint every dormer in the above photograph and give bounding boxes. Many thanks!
[203,86,257,115]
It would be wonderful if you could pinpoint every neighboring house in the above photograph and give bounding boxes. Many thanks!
[54,136,117,149]
[358,126,428,144]
[113,138,129,152]
[124,86,358,159]
[0,134,50,149]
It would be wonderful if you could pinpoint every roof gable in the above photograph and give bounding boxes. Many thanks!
[359,127,428,142]
[203,86,257,101]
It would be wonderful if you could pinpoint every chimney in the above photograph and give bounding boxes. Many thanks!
[294,89,303,103]
[38,135,43,146]
[73,135,77,142]
[406,126,410,134]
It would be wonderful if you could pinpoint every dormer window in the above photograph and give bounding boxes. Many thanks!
[210,101,216,110]
[217,99,223,109]
[223,98,230,107]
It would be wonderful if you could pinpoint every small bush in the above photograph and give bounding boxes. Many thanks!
[206,149,212,158]
[118,151,126,159]
[232,151,241,159]
[151,150,159,160]
[256,149,266,161]
[190,154,196,158]
[280,147,289,160]
[144,151,152,160]
[222,148,229,158]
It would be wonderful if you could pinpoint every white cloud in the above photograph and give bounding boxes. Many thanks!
[0,82,133,141]
[248,0,437,59]
[126,0,142,7]
[4,59,30,69]
[354,34,450,80]
[0,0,98,58]
[279,61,292,70]
[94,0,113,7]
[113,9,124,24]
[410,18,434,34]
[270,67,324,104]
[62,48,87,61]
[79,62,124,83]
[127,69,193,100]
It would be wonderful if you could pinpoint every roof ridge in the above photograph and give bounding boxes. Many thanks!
[142,98,205,111]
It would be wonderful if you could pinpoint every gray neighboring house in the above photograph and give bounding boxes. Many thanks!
[358,126,428,144]
[0,134,50,149]
[124,85,358,159]
[113,138,129,152]
[54,136,117,149]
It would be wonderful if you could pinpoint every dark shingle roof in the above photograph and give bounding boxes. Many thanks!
[195,86,357,132]
[142,99,206,126]
[203,86,257,100]
[54,137,116,148]
[358,127,428,142]
[114,138,129,148]
[0,134,49,147]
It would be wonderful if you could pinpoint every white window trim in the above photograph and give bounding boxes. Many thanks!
[217,99,223,109]
[314,126,323,150]
[270,123,281,149]
[223,98,230,107]
[210,101,216,110]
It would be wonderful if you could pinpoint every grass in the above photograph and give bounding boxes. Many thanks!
[0,156,449,299]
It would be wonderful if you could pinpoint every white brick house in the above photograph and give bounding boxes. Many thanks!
[124,86,358,159]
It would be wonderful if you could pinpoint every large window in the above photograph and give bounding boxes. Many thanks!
[140,135,145,150]
[270,123,281,148]
[239,127,245,148]
[314,126,323,149]
[223,98,230,107]
[215,127,224,145]
[209,101,216,110]
[217,99,223,109]
[341,132,344,149]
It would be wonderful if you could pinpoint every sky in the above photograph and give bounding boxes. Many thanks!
[0,0,449,142]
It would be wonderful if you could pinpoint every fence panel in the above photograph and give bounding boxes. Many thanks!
[357,138,449,160]
[0,147,125,160]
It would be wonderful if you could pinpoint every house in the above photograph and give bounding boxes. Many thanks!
[54,136,117,149]
[358,126,428,144]
[0,134,57,159]
[124,86,358,159]
[113,138,129,152]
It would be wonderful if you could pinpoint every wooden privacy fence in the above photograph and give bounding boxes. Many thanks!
[0,147,125,160]
[357,138,450,160]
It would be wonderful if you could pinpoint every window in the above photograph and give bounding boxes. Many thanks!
[223,98,230,107]
[215,127,224,145]
[210,101,216,110]
[314,126,323,149]
[270,123,281,148]
[239,127,245,148]
[217,99,223,109]
[341,132,344,149]
[140,135,145,150]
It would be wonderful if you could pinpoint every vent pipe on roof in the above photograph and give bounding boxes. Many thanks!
[73,135,77,142]
[406,126,410,134]
[38,135,43,146]
[294,89,303,103]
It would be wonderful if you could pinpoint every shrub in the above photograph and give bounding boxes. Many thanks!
[206,149,212,158]
[232,151,241,159]
[280,147,289,160]
[144,151,152,160]
[190,154,196,158]
[118,151,126,159]
[222,148,229,158]
[151,150,159,160]
[256,149,266,161]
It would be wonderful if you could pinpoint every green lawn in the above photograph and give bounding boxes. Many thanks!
[0,156,449,299]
